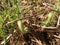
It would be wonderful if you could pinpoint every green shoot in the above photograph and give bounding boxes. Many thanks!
[17,20,28,34]
[42,11,55,26]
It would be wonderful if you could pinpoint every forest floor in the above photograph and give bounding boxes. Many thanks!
[0,0,60,45]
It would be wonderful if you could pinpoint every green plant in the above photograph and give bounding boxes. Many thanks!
[42,11,55,26]
[17,20,28,34]
[42,0,60,26]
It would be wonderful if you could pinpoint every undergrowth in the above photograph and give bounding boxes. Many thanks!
[0,0,60,45]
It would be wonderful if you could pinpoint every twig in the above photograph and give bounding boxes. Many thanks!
[32,24,40,27]
[1,34,12,45]
[53,35,60,39]
[45,30,60,32]
[57,16,60,27]
[43,26,60,32]
[42,26,57,30]
[5,18,19,25]
[32,24,60,32]
[32,24,57,29]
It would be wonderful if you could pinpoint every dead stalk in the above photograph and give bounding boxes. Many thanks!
[57,16,60,27]
[53,35,60,39]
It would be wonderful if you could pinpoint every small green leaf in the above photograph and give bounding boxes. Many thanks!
[42,11,55,26]
[17,20,28,33]
[0,16,4,23]
[17,20,24,32]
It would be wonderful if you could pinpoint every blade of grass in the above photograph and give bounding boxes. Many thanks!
[42,11,55,26]
[17,20,28,34]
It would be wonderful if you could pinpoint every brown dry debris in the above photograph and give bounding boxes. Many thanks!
[0,0,60,45]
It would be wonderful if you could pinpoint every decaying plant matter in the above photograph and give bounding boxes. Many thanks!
[0,0,60,45]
